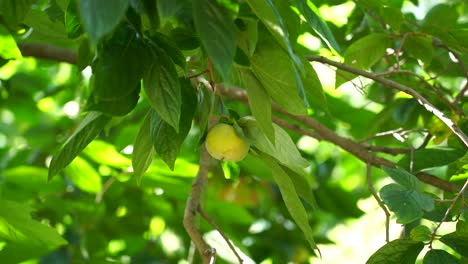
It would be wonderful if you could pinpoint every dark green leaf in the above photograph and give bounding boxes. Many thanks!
[0,0,32,28]
[404,35,434,67]
[240,68,275,144]
[380,183,434,224]
[398,147,466,172]
[168,27,200,50]
[150,33,186,71]
[143,46,181,132]
[440,231,468,258]
[382,166,418,189]
[86,83,140,116]
[379,6,404,31]
[261,155,318,252]
[92,24,149,101]
[23,8,67,39]
[65,1,82,39]
[0,198,68,263]
[78,0,130,45]
[294,0,341,53]
[0,25,22,60]
[422,4,458,32]
[48,112,111,180]
[193,0,237,79]
[283,165,316,208]
[423,249,459,264]
[64,156,102,193]
[132,111,155,184]
[195,85,212,139]
[336,33,391,87]
[77,38,93,71]
[251,35,307,115]
[150,79,196,170]
[366,239,424,264]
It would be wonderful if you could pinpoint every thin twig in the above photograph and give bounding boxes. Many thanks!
[429,179,468,248]
[367,163,391,242]
[95,177,116,203]
[307,55,468,147]
[188,69,209,79]
[198,206,244,264]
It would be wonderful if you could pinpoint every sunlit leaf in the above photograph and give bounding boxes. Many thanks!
[64,156,102,193]
[366,239,424,264]
[0,25,22,60]
[423,249,459,264]
[0,198,68,263]
[82,140,131,168]
[0,0,32,28]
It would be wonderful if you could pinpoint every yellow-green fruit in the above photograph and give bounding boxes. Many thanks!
[205,123,250,162]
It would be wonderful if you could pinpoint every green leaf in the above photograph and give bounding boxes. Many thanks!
[143,46,181,132]
[294,0,341,53]
[237,18,258,56]
[150,79,196,170]
[379,6,404,31]
[3,166,65,193]
[382,166,418,189]
[78,0,130,45]
[261,155,318,252]
[246,0,304,71]
[23,8,67,39]
[410,225,432,242]
[48,112,111,180]
[64,156,102,193]
[92,24,149,101]
[0,0,32,28]
[283,165,316,208]
[82,140,131,167]
[422,4,458,33]
[240,116,309,169]
[397,147,466,172]
[195,85,212,139]
[132,111,155,184]
[239,68,275,144]
[0,25,22,60]
[404,35,434,67]
[251,35,307,115]
[366,239,424,264]
[336,33,391,88]
[440,231,468,258]
[86,83,140,116]
[192,0,237,80]
[456,220,468,236]
[380,183,434,224]
[302,59,328,112]
[65,1,82,39]
[150,33,186,71]
[423,249,459,264]
[0,198,68,264]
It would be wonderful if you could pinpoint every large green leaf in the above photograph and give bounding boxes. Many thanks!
[423,249,459,264]
[0,198,68,264]
[380,183,434,224]
[143,45,181,132]
[86,83,141,116]
[3,166,65,193]
[397,147,466,172]
[241,116,309,170]
[382,166,418,190]
[0,0,32,28]
[294,0,340,53]
[336,33,391,87]
[302,59,328,112]
[404,35,433,67]
[251,35,307,115]
[440,230,468,258]
[132,111,155,184]
[77,0,130,45]
[261,155,317,252]
[366,239,424,264]
[23,8,67,39]
[48,112,111,180]
[150,33,186,71]
[150,79,196,170]
[64,156,102,193]
[92,24,149,101]
[240,68,275,143]
[192,0,236,80]
[0,25,22,60]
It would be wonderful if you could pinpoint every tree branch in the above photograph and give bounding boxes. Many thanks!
[307,55,468,147]
[183,145,215,264]
[18,43,77,64]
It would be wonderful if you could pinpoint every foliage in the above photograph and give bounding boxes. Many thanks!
[0,0,467,263]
